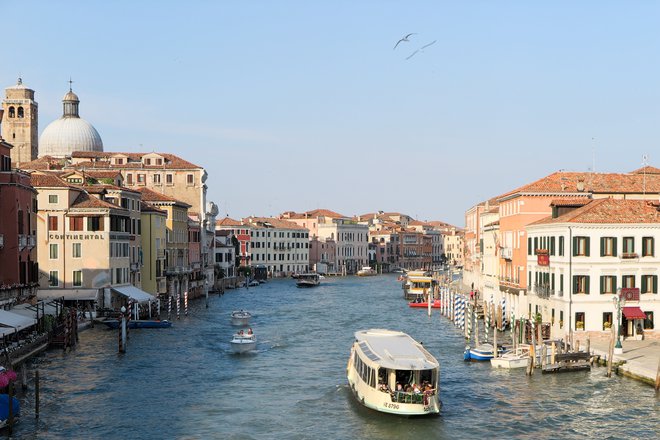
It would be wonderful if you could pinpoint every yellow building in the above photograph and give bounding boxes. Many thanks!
[140,202,167,296]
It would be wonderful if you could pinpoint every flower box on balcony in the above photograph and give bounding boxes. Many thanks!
[621,253,638,259]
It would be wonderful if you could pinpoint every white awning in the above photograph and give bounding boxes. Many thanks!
[11,302,60,318]
[111,285,156,304]
[0,309,36,334]
[37,288,99,301]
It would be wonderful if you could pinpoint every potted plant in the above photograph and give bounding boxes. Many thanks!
[576,321,584,330]
[603,321,612,330]
[559,320,564,329]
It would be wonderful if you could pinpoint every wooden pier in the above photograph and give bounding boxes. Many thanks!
[542,351,591,374]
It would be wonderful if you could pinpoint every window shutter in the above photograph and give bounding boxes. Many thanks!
[585,276,590,294]
[528,237,532,255]
[550,237,556,255]
[612,237,617,257]
[572,237,578,256]
[585,237,590,257]
[551,273,555,289]
[559,236,564,256]
[600,276,604,294]
[653,275,658,294]
[642,276,647,293]
[573,276,578,294]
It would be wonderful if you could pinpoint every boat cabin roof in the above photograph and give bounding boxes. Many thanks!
[408,276,432,283]
[354,329,439,370]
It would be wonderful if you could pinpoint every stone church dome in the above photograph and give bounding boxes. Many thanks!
[39,87,103,158]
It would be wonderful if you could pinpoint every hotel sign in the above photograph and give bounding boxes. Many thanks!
[620,288,639,301]
[537,249,549,266]
[49,233,107,240]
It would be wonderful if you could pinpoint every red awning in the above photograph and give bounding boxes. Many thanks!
[623,307,647,320]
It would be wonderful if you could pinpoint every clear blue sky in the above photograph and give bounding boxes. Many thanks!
[3,1,659,226]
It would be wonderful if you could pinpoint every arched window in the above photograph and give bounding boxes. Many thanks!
[17,107,24,118]
[8,106,15,118]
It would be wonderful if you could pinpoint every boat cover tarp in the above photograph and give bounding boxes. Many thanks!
[111,285,156,304]
[0,394,21,420]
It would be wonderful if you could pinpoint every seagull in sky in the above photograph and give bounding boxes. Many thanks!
[393,33,416,50]
[406,40,437,60]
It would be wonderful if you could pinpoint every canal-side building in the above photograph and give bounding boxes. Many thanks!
[525,198,659,340]
[444,227,464,268]
[216,217,252,267]
[0,135,38,305]
[140,202,167,296]
[32,173,134,308]
[243,217,310,277]
[214,230,237,286]
[188,214,203,298]
[1,78,39,165]
[369,229,400,272]
[135,187,191,301]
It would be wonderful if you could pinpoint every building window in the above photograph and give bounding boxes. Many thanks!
[70,217,84,231]
[575,312,585,330]
[642,237,655,257]
[559,236,564,256]
[641,275,658,294]
[49,271,59,287]
[126,174,133,185]
[17,107,24,118]
[599,276,616,294]
[49,243,58,259]
[49,194,58,204]
[166,174,173,185]
[600,237,617,257]
[644,311,654,330]
[572,275,589,294]
[8,107,15,118]
[603,312,613,331]
[145,158,151,165]
[622,236,635,256]
[137,174,146,185]
[72,243,82,258]
[187,174,194,185]
[153,174,161,184]
[48,216,59,231]
[87,216,102,231]
[73,270,82,287]
[573,236,590,256]
[622,275,635,289]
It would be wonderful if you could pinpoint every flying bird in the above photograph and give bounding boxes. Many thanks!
[406,40,437,60]
[393,33,416,50]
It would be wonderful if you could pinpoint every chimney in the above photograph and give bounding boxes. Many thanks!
[576,178,585,192]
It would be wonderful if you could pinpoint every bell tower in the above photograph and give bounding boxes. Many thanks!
[2,78,39,165]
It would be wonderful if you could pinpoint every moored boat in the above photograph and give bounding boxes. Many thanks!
[402,271,434,301]
[347,329,440,416]
[408,299,441,309]
[231,310,252,326]
[230,330,256,354]
[463,343,505,361]
[357,266,376,276]
[296,273,321,288]
[102,319,172,329]
[490,344,531,369]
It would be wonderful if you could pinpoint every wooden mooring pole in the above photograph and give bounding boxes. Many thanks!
[607,326,615,378]
[655,357,660,392]
[35,370,40,419]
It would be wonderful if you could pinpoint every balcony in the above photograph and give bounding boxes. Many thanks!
[534,283,553,299]
[18,234,27,250]
[501,247,512,260]
[130,263,140,272]
[621,253,639,260]
[28,235,36,249]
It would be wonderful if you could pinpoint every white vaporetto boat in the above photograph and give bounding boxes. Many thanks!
[347,329,440,416]
[230,331,256,353]
[296,273,321,288]
[357,266,376,277]
[231,310,252,326]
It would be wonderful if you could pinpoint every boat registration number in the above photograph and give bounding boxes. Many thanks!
[383,402,400,410]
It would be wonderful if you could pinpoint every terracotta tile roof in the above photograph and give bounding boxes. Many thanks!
[19,156,66,171]
[631,165,660,174]
[245,217,307,230]
[140,201,166,215]
[216,217,243,227]
[532,198,660,225]
[70,192,124,210]
[499,171,660,200]
[550,197,591,207]
[304,208,345,218]
[69,151,202,169]
[30,173,71,188]
[134,187,190,207]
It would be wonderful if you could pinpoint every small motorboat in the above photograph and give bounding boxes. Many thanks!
[357,266,376,276]
[296,273,321,288]
[408,299,441,308]
[230,331,256,354]
[231,310,252,326]
[490,345,531,369]
[102,319,172,329]
[463,343,505,361]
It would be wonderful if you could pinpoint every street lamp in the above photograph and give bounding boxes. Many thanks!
[613,290,626,354]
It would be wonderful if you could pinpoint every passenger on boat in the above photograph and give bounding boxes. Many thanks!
[247,328,253,335]
[239,330,244,335]
[396,383,403,392]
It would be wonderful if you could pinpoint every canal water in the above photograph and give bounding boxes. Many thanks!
[14,276,660,439]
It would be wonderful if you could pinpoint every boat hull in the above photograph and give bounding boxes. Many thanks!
[102,320,172,329]
[490,357,529,369]
[408,300,441,308]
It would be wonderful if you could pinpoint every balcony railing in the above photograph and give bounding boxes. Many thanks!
[534,283,553,299]
[621,253,639,260]
[501,247,512,260]
[18,234,27,250]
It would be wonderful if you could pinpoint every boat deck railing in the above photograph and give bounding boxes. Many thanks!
[389,390,436,404]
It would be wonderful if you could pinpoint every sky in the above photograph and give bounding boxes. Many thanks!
[2,1,659,226]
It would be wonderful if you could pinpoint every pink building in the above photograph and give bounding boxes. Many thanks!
[0,132,38,303]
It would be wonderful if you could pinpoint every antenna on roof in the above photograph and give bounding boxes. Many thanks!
[642,154,649,195]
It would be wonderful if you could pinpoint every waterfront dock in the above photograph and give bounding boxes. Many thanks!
[588,338,660,386]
